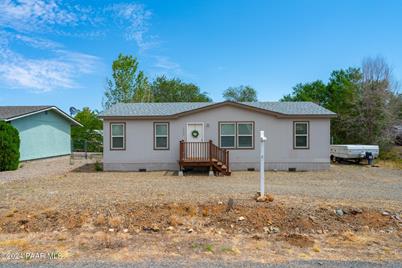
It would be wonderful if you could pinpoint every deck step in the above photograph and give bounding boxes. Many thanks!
[212,158,218,162]
[221,165,227,170]
[217,161,223,166]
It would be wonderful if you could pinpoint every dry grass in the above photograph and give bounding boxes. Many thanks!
[0,239,28,249]
[377,159,402,169]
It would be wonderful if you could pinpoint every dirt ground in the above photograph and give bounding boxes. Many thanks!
[0,159,401,264]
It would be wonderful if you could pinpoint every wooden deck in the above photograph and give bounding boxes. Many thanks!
[179,140,230,175]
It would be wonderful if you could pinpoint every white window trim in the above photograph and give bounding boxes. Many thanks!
[294,121,309,149]
[154,122,169,150]
[110,123,125,150]
[237,122,254,148]
[219,122,236,149]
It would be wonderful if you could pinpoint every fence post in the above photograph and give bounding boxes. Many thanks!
[179,140,184,161]
[209,140,213,163]
[84,140,88,159]
[226,150,229,172]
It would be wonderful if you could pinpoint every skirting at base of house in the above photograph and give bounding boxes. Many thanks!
[103,162,178,172]
[103,161,330,172]
[229,162,330,171]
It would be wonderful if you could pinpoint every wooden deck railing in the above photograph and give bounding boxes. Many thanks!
[179,140,229,170]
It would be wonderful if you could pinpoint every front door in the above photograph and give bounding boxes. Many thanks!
[186,123,204,142]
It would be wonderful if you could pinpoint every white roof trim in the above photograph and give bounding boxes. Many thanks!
[5,106,83,127]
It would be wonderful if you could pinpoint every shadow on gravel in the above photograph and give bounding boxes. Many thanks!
[71,163,99,173]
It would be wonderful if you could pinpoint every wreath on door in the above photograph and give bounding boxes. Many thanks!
[191,130,199,138]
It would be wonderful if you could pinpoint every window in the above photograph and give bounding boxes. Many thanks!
[219,122,254,149]
[237,122,253,148]
[220,123,236,148]
[110,123,125,150]
[294,121,309,149]
[154,122,169,150]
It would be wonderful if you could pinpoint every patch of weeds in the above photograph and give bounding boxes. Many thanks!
[221,246,235,253]
[94,214,106,226]
[204,244,214,252]
[108,216,123,228]
[5,212,14,217]
[191,243,214,253]
[312,246,320,252]
[95,161,103,172]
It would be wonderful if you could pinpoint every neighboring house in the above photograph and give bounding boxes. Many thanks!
[100,101,336,173]
[0,106,82,161]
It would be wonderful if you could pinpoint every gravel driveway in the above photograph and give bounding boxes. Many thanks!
[0,162,401,209]
[0,156,95,182]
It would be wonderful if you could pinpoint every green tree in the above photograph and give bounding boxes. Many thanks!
[281,81,327,105]
[326,68,361,144]
[0,121,20,171]
[71,108,103,152]
[223,85,258,102]
[280,69,362,144]
[133,71,153,102]
[151,75,211,102]
[103,54,151,109]
[280,57,402,149]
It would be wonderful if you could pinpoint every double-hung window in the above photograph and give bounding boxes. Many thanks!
[219,122,254,149]
[110,123,125,150]
[237,122,253,148]
[154,122,169,150]
[294,121,309,149]
[220,123,236,148]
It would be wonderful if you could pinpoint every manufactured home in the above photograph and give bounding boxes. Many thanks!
[100,101,336,174]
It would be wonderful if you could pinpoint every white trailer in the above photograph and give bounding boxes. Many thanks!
[330,145,379,164]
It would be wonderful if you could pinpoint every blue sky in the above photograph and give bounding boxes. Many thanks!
[0,0,401,112]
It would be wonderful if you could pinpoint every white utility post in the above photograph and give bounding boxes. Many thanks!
[260,130,267,197]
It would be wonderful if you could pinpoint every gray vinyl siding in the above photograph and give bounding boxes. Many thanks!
[103,105,330,171]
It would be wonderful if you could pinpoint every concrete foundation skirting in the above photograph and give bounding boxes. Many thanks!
[103,162,178,171]
[229,162,330,171]
[103,161,330,171]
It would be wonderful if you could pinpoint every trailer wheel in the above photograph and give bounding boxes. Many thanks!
[330,155,336,163]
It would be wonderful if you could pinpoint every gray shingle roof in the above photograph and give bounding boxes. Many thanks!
[0,106,82,126]
[0,106,52,120]
[100,101,336,117]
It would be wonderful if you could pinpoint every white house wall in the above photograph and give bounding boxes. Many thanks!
[103,105,330,171]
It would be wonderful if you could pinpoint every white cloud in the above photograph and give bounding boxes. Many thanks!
[0,56,75,92]
[0,0,79,32]
[109,3,158,51]
[0,1,182,92]
[0,47,100,92]
[0,0,102,92]
[152,55,190,78]
[154,56,181,70]
[55,50,99,74]
[14,34,62,49]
